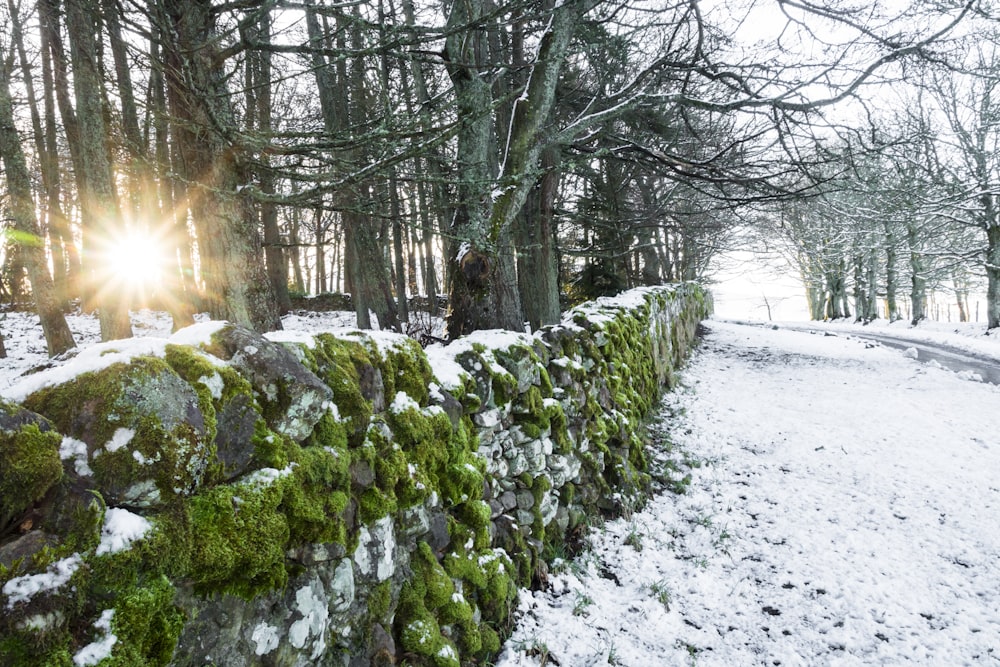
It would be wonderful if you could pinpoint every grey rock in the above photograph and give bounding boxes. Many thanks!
[499,491,517,511]
[213,391,261,480]
[209,324,333,442]
[515,489,534,510]
[0,530,58,571]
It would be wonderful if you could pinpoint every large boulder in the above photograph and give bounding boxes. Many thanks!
[22,358,212,508]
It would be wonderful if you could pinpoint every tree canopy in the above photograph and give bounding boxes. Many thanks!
[0,0,994,356]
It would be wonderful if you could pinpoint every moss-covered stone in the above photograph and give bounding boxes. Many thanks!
[22,358,215,508]
[0,423,63,533]
[187,476,289,598]
[202,324,333,443]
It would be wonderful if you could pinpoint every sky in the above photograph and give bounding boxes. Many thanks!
[707,249,810,321]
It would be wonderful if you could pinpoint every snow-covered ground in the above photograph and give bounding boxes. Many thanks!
[771,317,1000,363]
[497,319,1000,666]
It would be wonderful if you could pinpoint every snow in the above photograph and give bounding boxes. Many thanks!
[389,390,420,414]
[263,330,317,349]
[423,344,470,391]
[3,554,82,608]
[773,316,1000,364]
[96,508,152,556]
[104,427,136,453]
[239,464,296,490]
[168,320,228,347]
[73,609,117,666]
[60,436,93,477]
[498,319,1000,666]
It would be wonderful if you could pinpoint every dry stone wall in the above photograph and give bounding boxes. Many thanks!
[0,284,711,666]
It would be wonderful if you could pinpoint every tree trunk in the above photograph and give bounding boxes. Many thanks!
[517,147,562,329]
[102,0,145,216]
[249,9,291,315]
[806,282,826,321]
[149,25,196,330]
[987,224,1000,329]
[304,0,397,330]
[158,0,280,332]
[884,222,900,321]
[443,0,515,336]
[65,0,133,340]
[865,247,878,321]
[852,255,867,322]
[9,0,70,309]
[0,58,76,356]
[906,223,927,324]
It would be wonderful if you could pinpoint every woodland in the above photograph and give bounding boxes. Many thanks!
[0,0,998,360]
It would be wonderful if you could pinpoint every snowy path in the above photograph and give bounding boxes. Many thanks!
[497,320,1000,667]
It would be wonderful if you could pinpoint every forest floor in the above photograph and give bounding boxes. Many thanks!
[3,309,1000,666]
[496,319,1000,666]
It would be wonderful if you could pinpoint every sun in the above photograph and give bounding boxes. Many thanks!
[104,231,167,290]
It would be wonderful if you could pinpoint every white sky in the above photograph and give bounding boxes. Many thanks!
[707,248,810,321]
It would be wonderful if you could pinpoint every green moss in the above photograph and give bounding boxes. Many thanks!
[279,444,350,545]
[454,501,491,550]
[561,482,576,507]
[538,367,554,397]
[303,410,349,452]
[357,487,397,524]
[0,424,63,529]
[102,576,184,666]
[251,421,288,470]
[412,542,454,610]
[442,542,517,634]
[187,480,289,598]
[439,459,484,507]
[366,336,434,406]
[310,334,375,446]
[396,580,459,667]
[367,579,393,622]
[479,624,500,654]
[0,635,73,667]
[490,370,518,408]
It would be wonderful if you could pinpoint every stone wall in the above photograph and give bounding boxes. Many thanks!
[0,284,711,666]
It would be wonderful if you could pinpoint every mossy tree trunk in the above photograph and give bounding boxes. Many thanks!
[516,147,562,330]
[245,9,292,316]
[149,25,197,331]
[65,0,134,341]
[40,0,84,303]
[0,56,76,356]
[157,0,281,333]
[8,0,71,311]
[444,0,586,337]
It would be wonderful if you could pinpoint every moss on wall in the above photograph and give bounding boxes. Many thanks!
[0,284,710,666]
